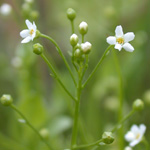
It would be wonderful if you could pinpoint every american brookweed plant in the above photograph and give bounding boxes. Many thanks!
[0,3,149,150]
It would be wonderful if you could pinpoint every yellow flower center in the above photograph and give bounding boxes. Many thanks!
[136,133,140,139]
[30,29,34,35]
[116,37,124,44]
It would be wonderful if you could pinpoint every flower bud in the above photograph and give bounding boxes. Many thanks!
[132,99,144,111]
[33,43,43,55]
[124,146,132,150]
[74,49,82,58]
[0,3,12,16]
[67,8,76,21]
[30,10,39,20]
[102,132,114,144]
[0,94,13,106]
[70,34,78,46]
[39,128,49,139]
[81,42,92,54]
[143,90,150,105]
[79,21,88,35]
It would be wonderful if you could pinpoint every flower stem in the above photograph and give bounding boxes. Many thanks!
[40,33,77,87]
[71,65,83,147]
[82,45,112,88]
[71,20,75,34]
[112,49,124,149]
[10,104,52,150]
[41,53,76,102]
[111,109,135,133]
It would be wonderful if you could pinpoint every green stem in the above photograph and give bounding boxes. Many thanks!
[82,35,84,43]
[142,137,149,150]
[112,50,124,149]
[72,139,103,149]
[71,66,83,147]
[111,109,135,133]
[40,33,77,87]
[10,104,52,150]
[71,20,75,34]
[41,53,76,102]
[82,45,112,88]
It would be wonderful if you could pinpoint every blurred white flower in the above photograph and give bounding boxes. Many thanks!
[125,124,146,147]
[124,146,132,150]
[79,21,88,34]
[11,57,22,68]
[0,3,12,16]
[20,20,37,43]
[106,25,135,52]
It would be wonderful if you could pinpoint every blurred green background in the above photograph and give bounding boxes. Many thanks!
[0,0,150,150]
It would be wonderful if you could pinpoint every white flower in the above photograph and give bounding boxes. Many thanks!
[106,25,135,52]
[20,20,37,43]
[124,146,132,150]
[81,42,92,54]
[0,3,12,16]
[125,124,146,147]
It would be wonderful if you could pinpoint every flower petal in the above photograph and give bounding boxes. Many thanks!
[21,36,32,43]
[123,43,134,52]
[139,124,146,134]
[33,21,37,31]
[31,32,36,40]
[124,32,135,43]
[25,20,33,29]
[106,36,116,45]
[129,139,140,147]
[125,131,135,142]
[115,25,124,37]
[114,43,122,51]
[20,29,29,38]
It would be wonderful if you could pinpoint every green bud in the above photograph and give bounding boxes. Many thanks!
[143,90,150,105]
[39,128,49,139]
[22,3,31,14]
[30,11,39,20]
[79,21,88,35]
[33,43,43,55]
[70,34,78,46]
[133,99,144,111]
[67,8,76,21]
[102,132,114,144]
[74,49,82,58]
[0,94,13,106]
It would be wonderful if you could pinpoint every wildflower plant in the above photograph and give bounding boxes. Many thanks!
[0,3,149,150]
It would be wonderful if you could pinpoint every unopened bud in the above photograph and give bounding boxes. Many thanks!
[74,49,82,58]
[81,42,92,54]
[124,146,133,150]
[39,128,49,139]
[133,99,144,111]
[70,34,78,46]
[102,132,114,144]
[33,43,43,55]
[30,11,39,20]
[79,21,88,35]
[67,8,76,21]
[0,94,13,106]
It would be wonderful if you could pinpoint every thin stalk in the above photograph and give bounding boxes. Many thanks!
[10,104,52,150]
[71,20,75,34]
[71,66,83,147]
[41,53,76,102]
[82,35,84,43]
[112,50,124,150]
[40,33,77,87]
[82,45,112,88]
[111,109,135,133]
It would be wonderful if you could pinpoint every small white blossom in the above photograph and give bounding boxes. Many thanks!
[125,124,146,147]
[81,42,92,54]
[0,3,12,16]
[124,146,132,150]
[70,34,78,46]
[20,20,37,43]
[106,25,135,52]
